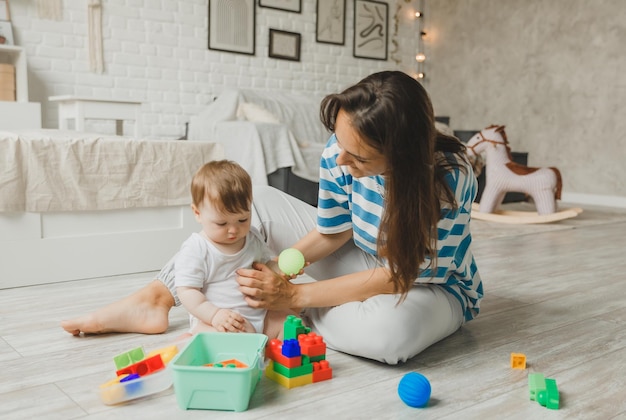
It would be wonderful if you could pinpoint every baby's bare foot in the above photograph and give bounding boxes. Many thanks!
[61,314,103,335]
[61,280,174,335]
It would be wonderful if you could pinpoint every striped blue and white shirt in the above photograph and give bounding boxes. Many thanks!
[317,134,483,321]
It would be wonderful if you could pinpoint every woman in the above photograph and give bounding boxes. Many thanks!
[62,71,482,364]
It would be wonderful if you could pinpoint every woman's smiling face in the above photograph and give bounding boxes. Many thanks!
[333,109,387,178]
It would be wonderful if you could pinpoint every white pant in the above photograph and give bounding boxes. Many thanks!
[250,186,464,365]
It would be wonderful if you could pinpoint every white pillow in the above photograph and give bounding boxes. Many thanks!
[435,121,454,136]
[236,102,281,124]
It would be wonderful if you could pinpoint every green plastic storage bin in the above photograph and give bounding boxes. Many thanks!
[170,332,268,411]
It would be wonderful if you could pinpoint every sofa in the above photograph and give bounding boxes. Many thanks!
[188,89,330,206]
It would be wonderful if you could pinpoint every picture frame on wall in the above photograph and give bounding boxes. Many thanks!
[268,29,301,62]
[208,0,255,55]
[316,0,346,45]
[0,20,13,45]
[0,0,10,21]
[353,0,388,61]
[259,0,301,13]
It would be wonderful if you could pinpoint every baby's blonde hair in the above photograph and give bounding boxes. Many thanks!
[190,160,252,214]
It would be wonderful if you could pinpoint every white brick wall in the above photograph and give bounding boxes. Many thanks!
[9,0,419,138]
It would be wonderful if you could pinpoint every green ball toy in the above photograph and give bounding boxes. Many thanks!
[278,248,305,275]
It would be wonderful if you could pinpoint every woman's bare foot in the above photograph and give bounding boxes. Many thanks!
[61,280,175,336]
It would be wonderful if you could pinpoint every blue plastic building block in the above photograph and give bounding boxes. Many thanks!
[281,339,301,358]
[120,373,142,395]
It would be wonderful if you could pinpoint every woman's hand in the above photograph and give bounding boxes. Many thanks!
[236,262,297,310]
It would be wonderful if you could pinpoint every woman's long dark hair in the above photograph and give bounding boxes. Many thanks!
[320,71,467,298]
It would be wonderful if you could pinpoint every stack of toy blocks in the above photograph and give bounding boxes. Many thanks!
[265,315,332,388]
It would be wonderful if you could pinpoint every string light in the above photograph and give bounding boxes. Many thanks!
[414,0,426,81]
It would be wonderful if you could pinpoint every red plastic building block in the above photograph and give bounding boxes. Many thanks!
[266,338,301,368]
[116,354,165,377]
[312,360,332,383]
[298,332,326,358]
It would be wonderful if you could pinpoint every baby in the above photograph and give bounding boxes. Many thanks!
[175,160,274,334]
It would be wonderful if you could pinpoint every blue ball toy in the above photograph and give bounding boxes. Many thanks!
[398,372,431,408]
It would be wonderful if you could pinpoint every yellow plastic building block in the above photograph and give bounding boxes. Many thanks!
[146,345,179,365]
[510,352,527,369]
[265,361,312,388]
[99,374,129,404]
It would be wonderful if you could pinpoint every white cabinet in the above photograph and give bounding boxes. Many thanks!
[0,44,41,128]
[0,101,41,129]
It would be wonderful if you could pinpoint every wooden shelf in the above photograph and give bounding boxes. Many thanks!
[0,44,28,102]
[0,45,41,128]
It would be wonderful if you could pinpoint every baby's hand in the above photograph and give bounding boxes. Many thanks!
[212,309,247,332]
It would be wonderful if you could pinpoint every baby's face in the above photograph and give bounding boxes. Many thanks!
[193,198,251,251]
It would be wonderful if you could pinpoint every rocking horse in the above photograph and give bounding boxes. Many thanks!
[465,125,582,224]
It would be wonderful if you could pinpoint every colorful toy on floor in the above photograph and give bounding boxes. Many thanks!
[398,372,431,408]
[528,372,560,410]
[265,315,332,388]
[113,346,145,370]
[278,248,305,275]
[205,358,248,368]
[170,332,268,412]
[466,125,582,224]
[510,352,527,370]
[99,343,180,405]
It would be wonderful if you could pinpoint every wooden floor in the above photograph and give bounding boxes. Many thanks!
[2,202,626,419]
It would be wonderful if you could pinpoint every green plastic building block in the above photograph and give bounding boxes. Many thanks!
[272,359,314,378]
[113,346,146,370]
[309,354,325,363]
[528,373,546,401]
[537,378,559,410]
[265,361,313,388]
[283,315,310,340]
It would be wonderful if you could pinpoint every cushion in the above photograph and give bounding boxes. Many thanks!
[236,102,281,124]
